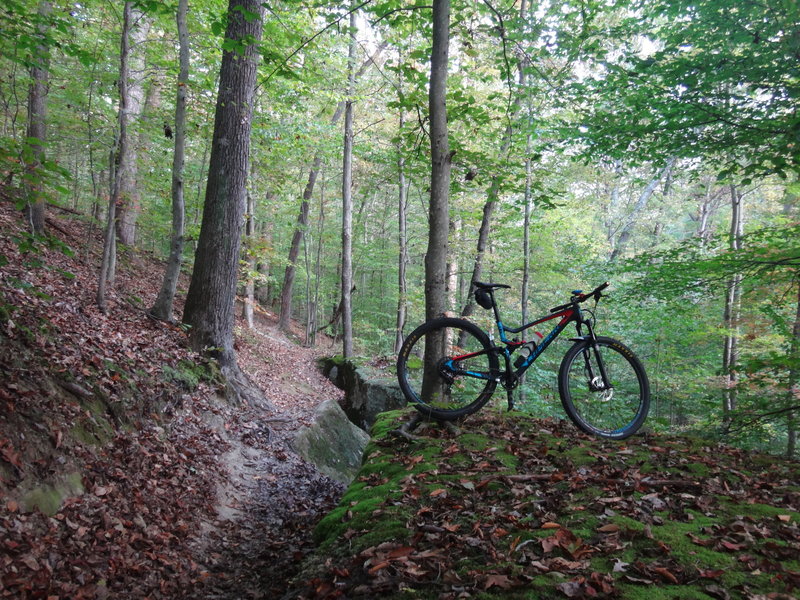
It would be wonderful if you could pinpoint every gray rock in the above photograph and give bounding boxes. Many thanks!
[292,400,370,484]
[319,357,407,430]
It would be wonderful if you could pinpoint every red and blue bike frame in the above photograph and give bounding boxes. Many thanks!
[446,284,612,410]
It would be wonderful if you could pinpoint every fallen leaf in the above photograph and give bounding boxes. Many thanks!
[387,546,415,560]
[484,574,513,590]
[367,560,390,575]
[651,566,679,584]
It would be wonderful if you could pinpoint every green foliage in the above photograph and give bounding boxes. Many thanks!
[562,0,800,180]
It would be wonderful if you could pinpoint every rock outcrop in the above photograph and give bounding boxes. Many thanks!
[292,399,370,484]
[319,357,406,430]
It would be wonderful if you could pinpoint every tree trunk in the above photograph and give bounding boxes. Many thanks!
[446,217,459,312]
[114,7,151,246]
[696,184,717,243]
[722,184,744,421]
[341,7,357,358]
[786,275,800,458]
[23,0,52,236]
[307,171,326,347]
[242,188,256,329]
[97,2,134,312]
[277,46,385,333]
[182,0,264,369]
[609,157,676,261]
[394,109,409,353]
[150,0,189,322]
[421,0,452,401]
[426,0,451,320]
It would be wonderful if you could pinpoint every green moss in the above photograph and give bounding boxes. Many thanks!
[21,472,84,515]
[684,462,710,477]
[727,501,800,520]
[370,408,415,439]
[299,411,800,599]
[69,397,116,445]
[314,494,412,552]
[615,584,713,599]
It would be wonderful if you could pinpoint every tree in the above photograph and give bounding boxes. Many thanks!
[394,105,409,353]
[608,157,676,261]
[114,5,152,246]
[150,0,189,323]
[22,0,51,236]
[97,1,135,312]
[425,0,451,322]
[421,0,452,399]
[571,0,800,181]
[183,0,264,372]
[242,186,256,329]
[277,44,385,333]
[340,7,357,358]
[722,185,744,420]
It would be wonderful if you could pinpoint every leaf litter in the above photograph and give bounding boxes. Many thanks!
[292,410,800,599]
[0,202,344,599]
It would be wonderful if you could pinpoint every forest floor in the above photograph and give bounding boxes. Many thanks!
[0,199,347,599]
[3,200,800,600]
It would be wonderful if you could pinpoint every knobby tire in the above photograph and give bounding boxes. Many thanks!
[397,317,499,421]
[558,336,650,440]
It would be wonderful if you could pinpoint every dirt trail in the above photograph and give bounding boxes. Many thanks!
[191,309,347,599]
[0,201,348,600]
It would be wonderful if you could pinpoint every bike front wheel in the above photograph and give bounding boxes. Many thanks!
[397,317,499,421]
[558,336,650,440]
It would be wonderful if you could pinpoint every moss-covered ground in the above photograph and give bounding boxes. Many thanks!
[295,409,800,599]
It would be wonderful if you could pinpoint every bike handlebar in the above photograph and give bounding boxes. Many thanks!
[549,282,609,313]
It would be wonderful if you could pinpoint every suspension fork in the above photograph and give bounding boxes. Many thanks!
[577,320,612,390]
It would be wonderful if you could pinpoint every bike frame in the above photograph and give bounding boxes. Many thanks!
[447,286,612,409]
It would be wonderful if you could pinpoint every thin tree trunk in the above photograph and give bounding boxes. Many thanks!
[97,2,134,312]
[722,184,744,421]
[308,169,326,347]
[183,0,264,370]
[609,157,676,261]
[23,0,52,236]
[446,217,459,313]
[786,275,800,458]
[150,0,189,322]
[341,7,357,358]
[421,0,452,401]
[242,188,256,328]
[394,111,409,353]
[278,46,385,333]
[114,7,152,246]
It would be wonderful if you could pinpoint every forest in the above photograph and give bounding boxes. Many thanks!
[1,0,799,460]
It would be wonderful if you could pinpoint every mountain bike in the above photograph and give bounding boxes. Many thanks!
[396,282,650,440]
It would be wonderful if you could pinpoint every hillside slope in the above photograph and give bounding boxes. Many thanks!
[0,201,344,599]
[291,409,800,600]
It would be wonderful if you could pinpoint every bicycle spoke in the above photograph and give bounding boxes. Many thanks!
[397,318,498,420]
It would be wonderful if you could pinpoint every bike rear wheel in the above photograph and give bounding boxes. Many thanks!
[397,317,499,421]
[558,336,650,440]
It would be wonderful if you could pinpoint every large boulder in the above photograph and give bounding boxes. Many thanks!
[292,399,370,484]
[319,357,406,430]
